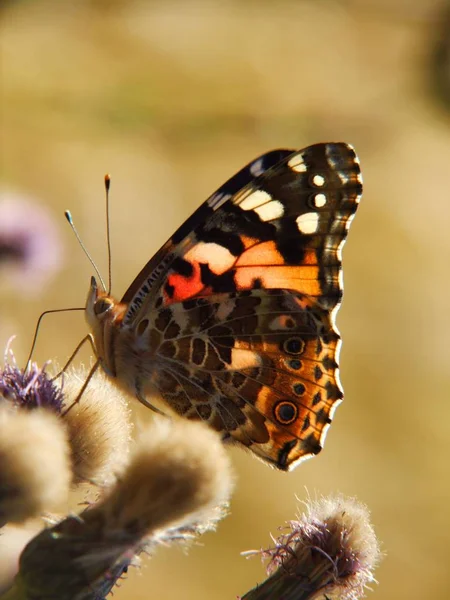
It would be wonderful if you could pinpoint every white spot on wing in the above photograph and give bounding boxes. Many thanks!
[229,348,262,370]
[338,171,350,185]
[185,242,234,274]
[171,302,190,330]
[216,298,236,321]
[296,212,319,234]
[239,189,272,210]
[207,192,231,209]
[336,238,344,262]
[253,200,284,222]
[250,158,264,177]
[344,212,356,230]
[314,193,327,208]
[313,174,325,187]
[288,154,307,172]
[268,315,296,331]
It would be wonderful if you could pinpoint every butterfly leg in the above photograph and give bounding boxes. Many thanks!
[51,334,96,381]
[135,382,170,418]
[62,359,100,416]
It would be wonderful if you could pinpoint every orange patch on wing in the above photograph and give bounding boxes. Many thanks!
[240,235,259,249]
[236,241,285,266]
[166,262,204,303]
[235,265,321,296]
[165,241,239,304]
[254,386,303,446]
[302,249,320,266]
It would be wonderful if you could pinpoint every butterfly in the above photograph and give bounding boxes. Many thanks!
[85,142,362,471]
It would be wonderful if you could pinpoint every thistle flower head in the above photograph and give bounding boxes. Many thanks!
[244,495,381,600]
[0,347,64,412]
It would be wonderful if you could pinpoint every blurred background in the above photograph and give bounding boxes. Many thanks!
[1,0,450,598]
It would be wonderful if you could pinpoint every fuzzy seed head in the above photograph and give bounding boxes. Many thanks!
[11,418,234,600]
[101,418,234,536]
[0,407,71,524]
[61,368,132,484]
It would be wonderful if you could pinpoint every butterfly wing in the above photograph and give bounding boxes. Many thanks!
[121,148,294,319]
[120,143,362,470]
[146,289,343,470]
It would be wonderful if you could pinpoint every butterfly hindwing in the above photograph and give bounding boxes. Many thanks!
[141,289,342,470]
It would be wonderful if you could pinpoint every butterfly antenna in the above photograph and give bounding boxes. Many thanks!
[104,174,112,295]
[64,210,107,291]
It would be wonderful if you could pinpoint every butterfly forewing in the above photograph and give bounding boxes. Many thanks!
[92,142,362,470]
[120,148,294,321]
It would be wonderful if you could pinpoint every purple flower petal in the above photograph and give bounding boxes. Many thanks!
[0,192,63,293]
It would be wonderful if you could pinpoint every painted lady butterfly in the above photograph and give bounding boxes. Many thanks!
[85,143,362,470]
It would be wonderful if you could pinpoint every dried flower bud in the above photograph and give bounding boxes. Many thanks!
[242,495,381,600]
[8,418,234,599]
[1,348,132,487]
[61,368,132,484]
[102,418,234,534]
[0,407,71,525]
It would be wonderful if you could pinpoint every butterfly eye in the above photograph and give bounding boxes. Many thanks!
[94,298,114,316]
[274,400,298,425]
[282,337,304,355]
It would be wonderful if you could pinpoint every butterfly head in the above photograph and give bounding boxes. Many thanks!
[85,276,118,365]
[85,274,112,319]
[85,277,129,379]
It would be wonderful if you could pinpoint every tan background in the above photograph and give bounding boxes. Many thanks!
[1,1,450,598]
